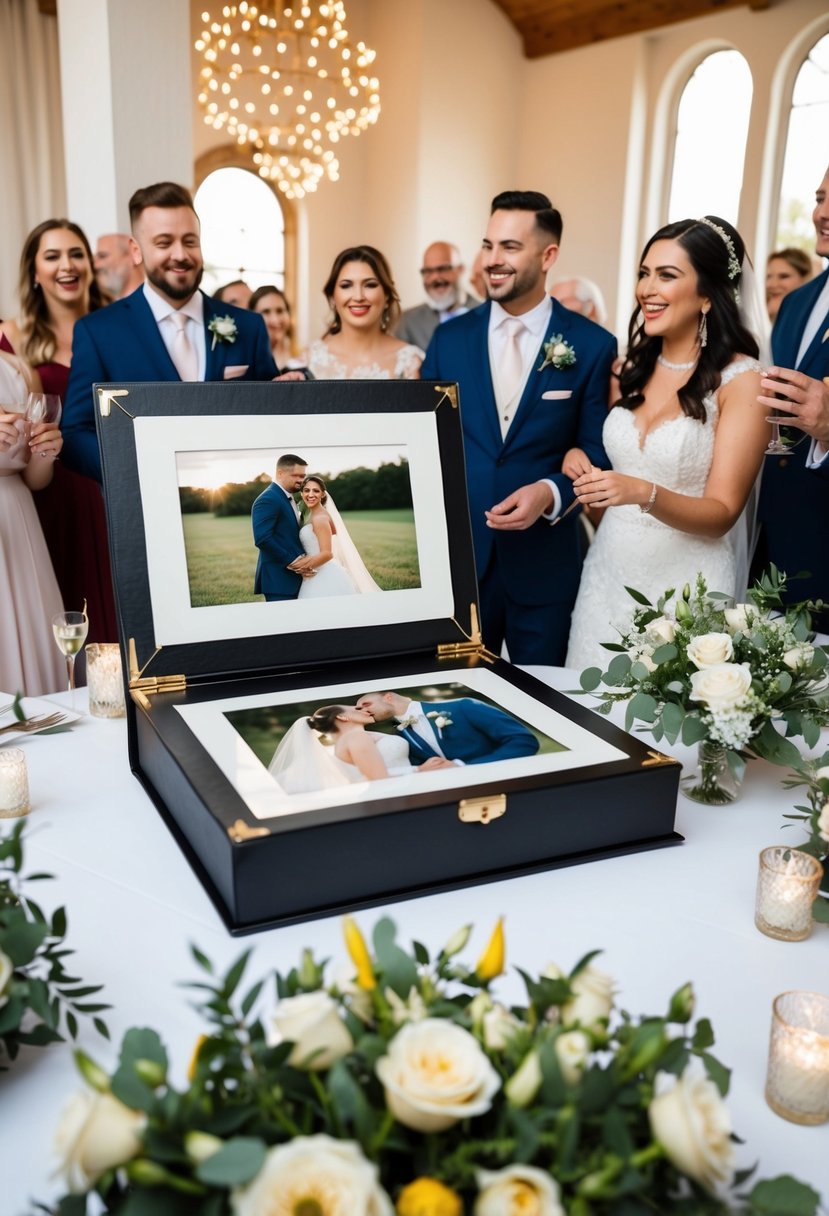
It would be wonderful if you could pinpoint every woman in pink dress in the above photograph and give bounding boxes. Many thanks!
[0,349,65,696]
[1,220,117,653]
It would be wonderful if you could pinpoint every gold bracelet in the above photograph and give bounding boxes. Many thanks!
[639,482,657,514]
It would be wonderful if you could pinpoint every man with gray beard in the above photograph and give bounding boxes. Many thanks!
[396,240,480,349]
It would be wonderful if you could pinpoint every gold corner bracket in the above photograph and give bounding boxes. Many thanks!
[96,387,133,419]
[228,819,270,842]
[437,603,498,663]
[127,638,186,709]
[458,794,506,825]
[433,384,458,409]
[642,749,680,768]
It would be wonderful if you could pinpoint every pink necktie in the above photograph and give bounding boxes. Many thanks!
[500,317,526,406]
[170,311,199,381]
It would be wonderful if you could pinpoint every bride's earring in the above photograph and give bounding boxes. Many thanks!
[381,306,390,332]
[698,308,709,349]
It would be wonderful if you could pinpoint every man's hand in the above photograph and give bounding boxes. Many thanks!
[287,555,313,572]
[417,758,455,771]
[759,366,829,445]
[273,371,306,382]
[485,480,554,531]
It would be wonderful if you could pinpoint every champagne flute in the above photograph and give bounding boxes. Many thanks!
[763,375,790,456]
[52,609,89,709]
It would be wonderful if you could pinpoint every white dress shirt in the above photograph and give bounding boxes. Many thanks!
[487,295,562,519]
[794,275,829,467]
[143,284,207,380]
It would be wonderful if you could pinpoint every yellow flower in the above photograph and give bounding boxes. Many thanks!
[397,1177,463,1216]
[475,917,505,982]
[343,916,376,990]
[187,1034,208,1081]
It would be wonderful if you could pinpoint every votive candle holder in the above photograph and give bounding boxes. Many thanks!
[755,846,823,941]
[86,643,126,719]
[0,747,30,818]
[766,991,829,1125]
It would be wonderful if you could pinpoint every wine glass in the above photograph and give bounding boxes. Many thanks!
[52,610,89,709]
[763,377,790,456]
[25,392,62,427]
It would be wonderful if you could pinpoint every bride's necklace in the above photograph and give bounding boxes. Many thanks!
[657,353,698,371]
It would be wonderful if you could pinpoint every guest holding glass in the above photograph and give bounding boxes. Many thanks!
[306,246,423,380]
[0,220,117,653]
[249,285,305,370]
[0,348,65,696]
[765,247,813,322]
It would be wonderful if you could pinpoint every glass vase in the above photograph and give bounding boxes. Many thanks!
[681,740,741,805]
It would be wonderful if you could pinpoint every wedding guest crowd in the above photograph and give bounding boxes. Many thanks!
[2,165,827,698]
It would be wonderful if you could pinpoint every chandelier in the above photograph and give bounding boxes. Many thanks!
[195,2,380,199]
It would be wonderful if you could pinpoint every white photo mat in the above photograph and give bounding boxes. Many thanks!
[134,411,454,645]
[175,667,628,820]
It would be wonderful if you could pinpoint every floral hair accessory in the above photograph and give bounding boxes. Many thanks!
[538,334,576,372]
[207,314,238,349]
[696,217,741,281]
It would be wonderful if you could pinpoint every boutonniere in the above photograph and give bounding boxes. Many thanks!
[208,314,238,350]
[427,710,453,736]
[396,715,419,731]
[538,334,576,372]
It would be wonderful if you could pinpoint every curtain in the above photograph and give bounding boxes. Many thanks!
[0,0,66,319]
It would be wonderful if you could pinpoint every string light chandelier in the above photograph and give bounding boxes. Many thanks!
[195,2,380,199]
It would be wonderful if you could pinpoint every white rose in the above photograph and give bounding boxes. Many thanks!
[628,644,657,673]
[475,1165,565,1216]
[817,800,829,845]
[231,1135,392,1216]
[483,1003,520,1051]
[214,317,236,338]
[376,1017,501,1132]
[54,1090,145,1193]
[687,633,733,669]
[689,663,752,710]
[562,964,616,1033]
[554,1029,591,1085]
[505,1049,542,1107]
[646,616,676,645]
[723,604,754,634]
[266,990,352,1070]
[783,644,814,671]
[552,342,569,359]
[0,947,13,1009]
[649,1068,735,1193]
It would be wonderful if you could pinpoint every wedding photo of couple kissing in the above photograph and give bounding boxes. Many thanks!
[227,682,564,797]
[176,445,420,607]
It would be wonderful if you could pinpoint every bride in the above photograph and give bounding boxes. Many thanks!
[296,474,380,598]
[565,215,769,671]
[268,703,413,793]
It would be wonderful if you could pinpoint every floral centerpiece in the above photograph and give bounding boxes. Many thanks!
[0,822,108,1068]
[48,916,819,1214]
[780,748,829,924]
[577,570,829,804]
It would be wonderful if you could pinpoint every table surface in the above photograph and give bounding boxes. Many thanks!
[1,672,828,1212]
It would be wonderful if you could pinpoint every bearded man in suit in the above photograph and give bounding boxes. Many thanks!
[61,181,286,484]
[421,190,616,664]
[754,164,829,632]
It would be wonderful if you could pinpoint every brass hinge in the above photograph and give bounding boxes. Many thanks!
[433,384,458,409]
[228,819,270,842]
[642,749,679,768]
[437,603,498,663]
[96,387,132,418]
[128,638,187,709]
[458,793,506,825]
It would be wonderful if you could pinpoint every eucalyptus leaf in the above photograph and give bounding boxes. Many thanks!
[579,667,602,692]
[195,1137,268,1187]
[372,918,418,998]
[746,1174,821,1216]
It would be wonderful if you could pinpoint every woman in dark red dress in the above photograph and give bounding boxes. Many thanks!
[1,221,118,655]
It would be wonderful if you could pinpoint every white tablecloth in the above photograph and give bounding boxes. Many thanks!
[2,672,828,1210]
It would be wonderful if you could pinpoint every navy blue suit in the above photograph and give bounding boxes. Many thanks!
[422,300,615,663]
[755,268,829,630]
[252,482,304,600]
[61,288,277,482]
[398,698,539,765]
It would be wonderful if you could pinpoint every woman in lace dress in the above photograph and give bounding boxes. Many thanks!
[307,245,423,380]
[565,216,769,671]
[268,704,413,792]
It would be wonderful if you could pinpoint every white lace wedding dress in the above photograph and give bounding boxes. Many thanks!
[306,340,424,380]
[565,358,760,671]
[297,523,357,598]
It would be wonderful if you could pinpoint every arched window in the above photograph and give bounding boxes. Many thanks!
[667,50,753,224]
[194,167,286,296]
[775,32,829,248]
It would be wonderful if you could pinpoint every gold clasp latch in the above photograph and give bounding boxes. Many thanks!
[458,794,506,825]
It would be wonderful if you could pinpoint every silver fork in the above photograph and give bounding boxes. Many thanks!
[0,711,67,737]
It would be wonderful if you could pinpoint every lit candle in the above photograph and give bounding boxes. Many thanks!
[755,846,822,941]
[766,991,829,1124]
[0,747,30,818]
[86,643,126,719]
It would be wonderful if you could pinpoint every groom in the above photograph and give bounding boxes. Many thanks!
[421,190,616,665]
[355,691,539,765]
[252,454,313,601]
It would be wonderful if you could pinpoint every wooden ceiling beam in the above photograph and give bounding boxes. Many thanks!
[492,0,770,58]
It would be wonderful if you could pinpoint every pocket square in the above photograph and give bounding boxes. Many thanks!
[223,364,249,380]
[542,389,573,400]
